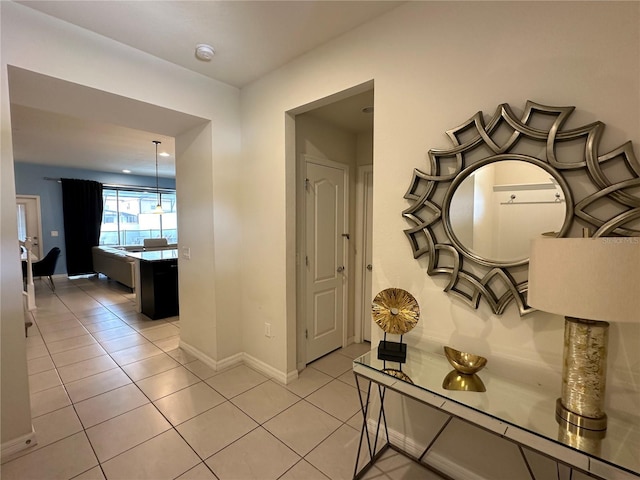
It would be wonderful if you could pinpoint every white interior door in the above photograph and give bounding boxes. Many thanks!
[16,195,43,259]
[305,157,348,363]
[362,168,373,342]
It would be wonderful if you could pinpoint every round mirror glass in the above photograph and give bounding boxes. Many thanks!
[449,160,567,263]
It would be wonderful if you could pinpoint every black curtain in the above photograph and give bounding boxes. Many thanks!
[61,179,103,276]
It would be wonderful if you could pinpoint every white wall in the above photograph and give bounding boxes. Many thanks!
[240,1,639,475]
[241,0,639,396]
[0,1,242,450]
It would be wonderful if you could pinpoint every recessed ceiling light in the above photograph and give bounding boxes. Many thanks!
[195,43,215,61]
[122,169,131,173]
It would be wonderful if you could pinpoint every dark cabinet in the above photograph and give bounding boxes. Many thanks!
[140,258,179,319]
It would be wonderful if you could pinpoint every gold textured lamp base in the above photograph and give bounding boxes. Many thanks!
[558,317,609,431]
[555,398,607,432]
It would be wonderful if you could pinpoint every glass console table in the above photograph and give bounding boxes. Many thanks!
[352,346,639,480]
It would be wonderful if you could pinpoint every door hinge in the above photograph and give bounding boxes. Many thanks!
[305,178,310,189]
[305,329,308,339]
[305,255,309,266]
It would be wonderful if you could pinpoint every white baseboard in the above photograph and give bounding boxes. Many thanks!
[178,340,294,384]
[178,340,218,369]
[215,352,244,372]
[367,419,489,480]
[1,427,37,461]
[243,353,297,384]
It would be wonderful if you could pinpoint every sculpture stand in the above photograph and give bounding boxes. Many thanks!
[377,333,407,363]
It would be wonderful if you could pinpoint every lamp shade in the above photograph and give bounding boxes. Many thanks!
[528,237,640,322]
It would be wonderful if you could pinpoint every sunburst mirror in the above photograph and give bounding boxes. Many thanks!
[403,101,640,316]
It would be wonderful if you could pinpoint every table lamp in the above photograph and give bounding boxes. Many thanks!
[528,236,640,431]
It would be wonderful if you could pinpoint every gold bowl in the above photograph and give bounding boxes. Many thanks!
[443,346,487,375]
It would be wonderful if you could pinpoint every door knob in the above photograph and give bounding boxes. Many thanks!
[366,264,373,271]
[337,266,345,273]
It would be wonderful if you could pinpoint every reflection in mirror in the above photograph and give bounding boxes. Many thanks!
[449,161,566,263]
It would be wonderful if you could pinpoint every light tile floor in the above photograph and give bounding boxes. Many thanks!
[3,275,442,480]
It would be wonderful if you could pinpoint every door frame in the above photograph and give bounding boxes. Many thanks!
[354,165,373,343]
[297,154,349,367]
[16,194,44,259]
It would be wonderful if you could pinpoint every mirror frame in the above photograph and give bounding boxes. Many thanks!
[402,101,640,316]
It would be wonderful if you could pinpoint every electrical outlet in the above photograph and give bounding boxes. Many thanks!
[264,322,271,337]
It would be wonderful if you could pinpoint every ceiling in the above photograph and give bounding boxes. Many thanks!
[11,1,393,177]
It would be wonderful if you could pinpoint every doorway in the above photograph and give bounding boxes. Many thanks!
[16,195,43,259]
[295,86,374,367]
[304,156,349,361]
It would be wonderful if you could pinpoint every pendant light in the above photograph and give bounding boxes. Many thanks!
[152,140,163,214]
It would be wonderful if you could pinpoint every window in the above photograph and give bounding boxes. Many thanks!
[99,188,177,246]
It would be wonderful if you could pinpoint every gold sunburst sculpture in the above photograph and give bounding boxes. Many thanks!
[372,288,420,335]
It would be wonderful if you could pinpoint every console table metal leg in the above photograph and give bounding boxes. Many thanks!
[353,375,391,480]
[354,374,374,480]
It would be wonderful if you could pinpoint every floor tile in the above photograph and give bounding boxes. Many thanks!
[26,343,49,360]
[25,334,45,347]
[205,364,268,399]
[140,323,180,342]
[41,325,89,343]
[309,350,355,378]
[101,429,200,480]
[46,334,98,354]
[285,366,333,398]
[76,311,119,324]
[153,335,181,352]
[306,379,362,421]
[86,403,171,462]
[280,460,331,480]
[51,343,107,367]
[75,383,150,428]
[90,324,137,343]
[99,332,149,353]
[176,463,218,479]
[127,318,171,331]
[231,380,301,424]
[205,427,299,480]
[83,318,128,333]
[57,354,119,383]
[65,368,132,403]
[263,399,342,456]
[306,424,366,480]
[29,368,62,393]
[27,355,55,375]
[165,347,197,364]
[361,448,447,480]
[0,432,98,480]
[37,318,83,333]
[338,369,369,391]
[177,401,258,459]
[71,465,106,479]
[30,384,72,417]
[121,353,181,381]
[154,381,225,426]
[184,359,218,380]
[109,342,164,366]
[338,343,372,359]
[135,366,200,400]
